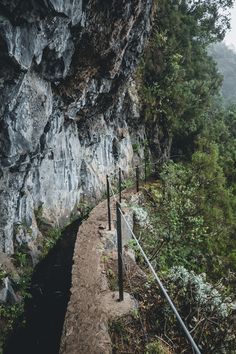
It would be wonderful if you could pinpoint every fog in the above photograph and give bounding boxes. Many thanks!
[224,1,236,51]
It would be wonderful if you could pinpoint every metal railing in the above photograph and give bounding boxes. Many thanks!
[105,161,201,354]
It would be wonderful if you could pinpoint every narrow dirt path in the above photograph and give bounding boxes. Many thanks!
[60,194,135,354]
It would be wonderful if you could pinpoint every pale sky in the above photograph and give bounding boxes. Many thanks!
[224,1,236,51]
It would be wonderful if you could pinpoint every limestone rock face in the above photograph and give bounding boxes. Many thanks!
[0,0,153,254]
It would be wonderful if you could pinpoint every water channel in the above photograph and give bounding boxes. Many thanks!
[4,218,81,354]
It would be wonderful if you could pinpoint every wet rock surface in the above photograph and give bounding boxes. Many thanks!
[0,0,153,255]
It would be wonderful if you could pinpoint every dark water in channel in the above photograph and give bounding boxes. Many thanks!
[4,218,81,354]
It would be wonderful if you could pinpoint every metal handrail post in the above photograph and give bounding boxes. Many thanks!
[106,175,111,231]
[116,202,124,301]
[118,167,122,203]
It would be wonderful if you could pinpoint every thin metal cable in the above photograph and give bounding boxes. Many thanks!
[105,158,162,178]
[137,158,162,169]
[106,177,119,227]
[107,177,118,203]
[1,157,162,181]
[119,208,201,354]
[121,252,148,345]
[1,156,82,172]
[107,167,119,179]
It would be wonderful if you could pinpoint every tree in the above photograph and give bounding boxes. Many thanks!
[138,0,233,159]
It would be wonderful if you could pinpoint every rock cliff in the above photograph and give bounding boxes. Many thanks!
[0,0,154,255]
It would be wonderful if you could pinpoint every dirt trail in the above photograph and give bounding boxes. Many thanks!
[60,194,135,354]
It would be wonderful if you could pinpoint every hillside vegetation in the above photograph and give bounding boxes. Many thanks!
[138,0,236,281]
[110,1,236,353]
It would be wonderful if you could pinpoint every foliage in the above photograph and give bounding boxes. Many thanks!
[13,243,32,269]
[0,266,7,283]
[13,252,27,268]
[131,205,150,228]
[0,303,24,354]
[132,143,141,154]
[122,0,236,353]
[42,227,62,256]
[121,177,134,190]
[200,104,236,189]
[0,218,63,352]
[127,153,236,351]
[166,267,235,353]
[141,159,236,286]
[77,199,93,220]
[168,266,232,319]
[109,264,235,353]
[0,247,33,354]
[138,0,233,158]
[145,341,169,354]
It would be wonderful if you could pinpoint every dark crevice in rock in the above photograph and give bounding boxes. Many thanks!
[0,0,67,25]
[38,47,66,81]
[39,119,52,154]
[112,137,120,161]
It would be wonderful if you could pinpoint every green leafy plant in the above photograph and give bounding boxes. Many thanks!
[132,143,141,154]
[0,267,7,283]
[42,227,62,256]
[13,252,28,268]
[0,248,33,353]
[122,178,134,189]
[0,302,24,353]
[77,200,93,220]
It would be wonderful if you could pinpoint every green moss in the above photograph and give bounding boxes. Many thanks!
[145,341,168,354]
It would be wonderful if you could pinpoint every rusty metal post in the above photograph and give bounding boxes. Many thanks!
[116,202,123,301]
[118,167,122,203]
[106,175,111,231]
